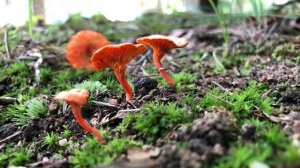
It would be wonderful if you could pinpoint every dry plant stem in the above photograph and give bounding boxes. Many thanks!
[153,49,175,85]
[0,130,22,144]
[4,28,11,61]
[0,96,17,105]
[92,101,119,109]
[70,103,102,143]
[114,67,133,102]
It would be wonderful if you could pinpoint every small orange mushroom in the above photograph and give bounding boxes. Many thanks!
[66,30,110,71]
[91,43,146,101]
[136,35,188,85]
[55,89,103,143]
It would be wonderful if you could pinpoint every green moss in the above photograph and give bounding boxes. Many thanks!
[158,72,196,91]
[118,102,192,143]
[70,138,142,168]
[52,69,85,90]
[200,81,272,122]
[9,147,32,166]
[213,142,272,168]
[75,81,107,93]
[63,129,71,138]
[88,70,115,81]
[213,121,300,168]
[39,68,52,85]
[0,144,32,167]
[0,61,32,96]
[173,72,196,91]
[181,95,200,114]
[221,54,245,68]
[272,43,300,63]
[2,98,48,126]
[0,28,22,53]
[43,132,59,149]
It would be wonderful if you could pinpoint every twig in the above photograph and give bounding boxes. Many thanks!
[92,101,119,109]
[119,108,141,113]
[261,89,272,98]
[169,60,181,69]
[0,96,17,105]
[212,51,225,71]
[206,92,234,106]
[34,53,43,86]
[126,100,138,109]
[3,28,11,61]
[199,52,209,61]
[141,67,150,76]
[0,130,22,144]
[233,67,241,76]
[100,108,141,126]
[211,80,233,95]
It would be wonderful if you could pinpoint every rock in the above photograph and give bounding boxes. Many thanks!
[180,150,201,168]
[59,139,68,146]
[241,123,256,140]
[23,125,40,142]
[108,98,120,106]
[133,77,158,96]
[249,161,270,168]
[0,123,18,139]
[48,100,59,115]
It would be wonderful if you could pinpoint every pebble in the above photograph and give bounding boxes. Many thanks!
[249,161,270,168]
[59,138,68,146]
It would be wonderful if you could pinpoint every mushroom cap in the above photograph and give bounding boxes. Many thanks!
[66,30,110,71]
[136,35,188,51]
[91,43,146,70]
[55,89,89,106]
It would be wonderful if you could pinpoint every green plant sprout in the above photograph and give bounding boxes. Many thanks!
[6,98,48,126]
[70,138,142,168]
[117,102,191,143]
[28,0,33,38]
[200,81,272,122]
[75,81,107,93]
[43,132,59,149]
[209,0,230,55]
[250,0,265,24]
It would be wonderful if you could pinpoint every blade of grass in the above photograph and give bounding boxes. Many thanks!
[208,0,230,45]
[28,0,33,38]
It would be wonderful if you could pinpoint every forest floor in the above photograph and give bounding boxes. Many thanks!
[1,11,300,168]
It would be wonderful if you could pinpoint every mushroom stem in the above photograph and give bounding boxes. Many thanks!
[114,67,133,101]
[153,49,175,85]
[70,103,103,143]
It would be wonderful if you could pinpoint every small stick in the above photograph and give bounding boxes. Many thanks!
[211,80,233,95]
[100,108,141,126]
[261,89,272,98]
[92,101,119,109]
[0,96,17,105]
[141,67,149,76]
[169,60,181,69]
[0,130,22,144]
[119,108,140,113]
[34,54,43,86]
[126,100,138,109]
[206,92,234,106]
[3,28,11,61]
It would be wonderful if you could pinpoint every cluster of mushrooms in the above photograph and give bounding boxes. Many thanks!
[55,30,188,143]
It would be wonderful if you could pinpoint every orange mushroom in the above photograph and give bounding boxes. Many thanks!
[55,89,103,143]
[66,30,110,71]
[136,35,188,85]
[91,43,146,101]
